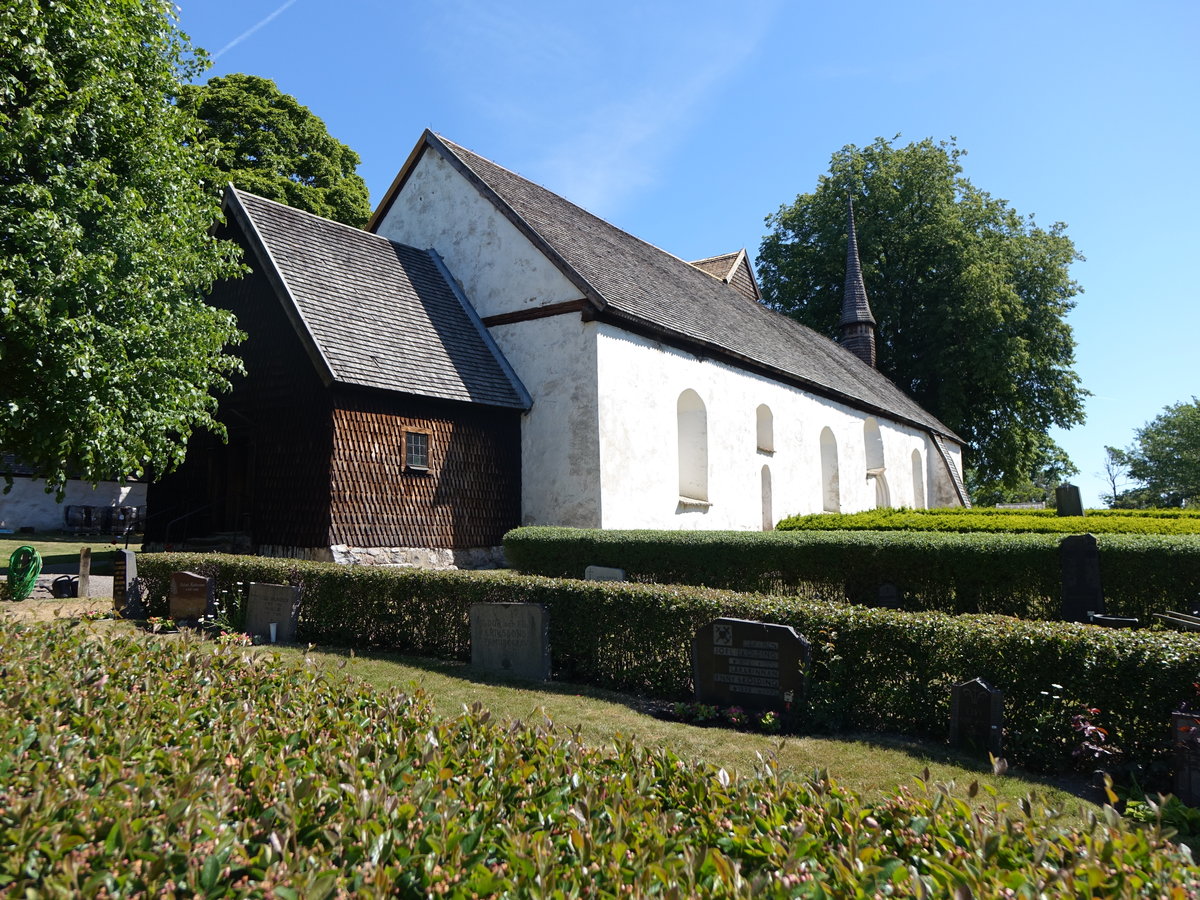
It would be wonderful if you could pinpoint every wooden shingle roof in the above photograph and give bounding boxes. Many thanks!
[373,133,959,441]
[227,188,530,411]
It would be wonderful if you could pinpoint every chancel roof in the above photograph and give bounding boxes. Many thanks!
[226,188,529,410]
[373,132,958,440]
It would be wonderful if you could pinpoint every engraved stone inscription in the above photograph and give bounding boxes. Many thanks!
[692,617,809,712]
[584,565,626,582]
[244,583,300,643]
[169,571,214,620]
[471,603,550,682]
[112,549,144,617]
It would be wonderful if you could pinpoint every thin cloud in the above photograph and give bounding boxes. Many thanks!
[212,0,301,59]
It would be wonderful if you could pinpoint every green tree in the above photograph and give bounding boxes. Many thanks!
[758,137,1087,496]
[178,74,371,227]
[969,436,1079,507]
[1109,399,1200,507]
[0,0,244,493]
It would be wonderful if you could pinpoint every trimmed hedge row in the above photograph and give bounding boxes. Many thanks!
[777,508,1200,534]
[6,622,1196,896]
[502,527,1200,621]
[138,553,1200,774]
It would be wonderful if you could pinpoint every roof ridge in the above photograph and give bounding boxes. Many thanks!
[433,135,755,303]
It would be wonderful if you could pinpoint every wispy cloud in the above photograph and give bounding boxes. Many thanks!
[428,0,779,218]
[212,0,300,59]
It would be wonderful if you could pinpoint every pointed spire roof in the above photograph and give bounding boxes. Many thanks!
[840,198,876,326]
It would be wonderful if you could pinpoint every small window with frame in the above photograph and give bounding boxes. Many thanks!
[405,430,430,471]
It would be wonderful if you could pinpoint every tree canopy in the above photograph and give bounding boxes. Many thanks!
[0,0,244,493]
[757,137,1087,496]
[178,73,371,227]
[1105,398,1200,508]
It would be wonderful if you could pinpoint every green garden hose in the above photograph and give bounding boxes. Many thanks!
[6,546,41,602]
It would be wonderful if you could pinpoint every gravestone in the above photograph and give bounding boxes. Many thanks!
[1055,483,1084,517]
[877,582,902,609]
[78,547,91,599]
[470,603,550,681]
[584,565,626,582]
[1060,533,1104,622]
[244,582,300,643]
[950,677,1004,757]
[692,617,809,713]
[111,548,144,617]
[169,571,214,620]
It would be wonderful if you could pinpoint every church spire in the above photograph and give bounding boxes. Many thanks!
[839,197,877,368]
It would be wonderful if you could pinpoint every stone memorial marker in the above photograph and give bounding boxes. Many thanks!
[692,617,809,713]
[877,582,902,609]
[78,547,91,599]
[169,571,214,620]
[470,603,550,681]
[584,565,626,582]
[244,582,300,643]
[111,548,144,617]
[950,677,1004,757]
[1060,533,1104,623]
[1056,483,1084,517]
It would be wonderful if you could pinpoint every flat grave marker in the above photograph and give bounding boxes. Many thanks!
[244,583,300,643]
[584,565,626,582]
[169,571,214,620]
[470,603,550,681]
[692,617,809,713]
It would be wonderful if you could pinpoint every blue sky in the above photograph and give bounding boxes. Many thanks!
[178,0,1199,507]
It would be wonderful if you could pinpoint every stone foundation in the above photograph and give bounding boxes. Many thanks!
[329,544,506,570]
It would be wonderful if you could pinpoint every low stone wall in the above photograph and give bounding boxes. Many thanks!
[255,543,507,570]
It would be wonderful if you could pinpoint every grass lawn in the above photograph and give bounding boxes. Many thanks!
[0,532,140,575]
[286,644,1102,818]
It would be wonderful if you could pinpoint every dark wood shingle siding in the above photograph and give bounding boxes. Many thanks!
[329,390,520,549]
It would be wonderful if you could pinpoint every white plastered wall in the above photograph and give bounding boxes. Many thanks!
[594,325,952,530]
[488,315,601,527]
[0,478,147,532]
[373,149,581,319]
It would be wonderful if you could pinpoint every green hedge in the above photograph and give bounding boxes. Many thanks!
[139,552,1200,774]
[777,507,1200,534]
[6,622,1196,896]
[502,527,1200,621]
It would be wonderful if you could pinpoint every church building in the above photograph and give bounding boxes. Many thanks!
[146,131,967,564]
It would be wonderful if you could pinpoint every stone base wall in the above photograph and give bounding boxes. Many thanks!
[328,544,506,570]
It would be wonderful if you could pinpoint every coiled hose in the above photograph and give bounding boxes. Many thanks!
[6,546,41,602]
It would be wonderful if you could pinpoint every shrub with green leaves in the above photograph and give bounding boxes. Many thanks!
[502,526,1200,621]
[1,622,1196,897]
[776,507,1200,534]
[137,553,1200,774]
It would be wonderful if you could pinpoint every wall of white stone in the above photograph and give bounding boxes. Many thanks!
[489,314,601,527]
[0,478,147,532]
[593,325,956,530]
[374,148,581,319]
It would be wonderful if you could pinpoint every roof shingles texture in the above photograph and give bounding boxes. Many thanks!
[436,137,956,438]
[232,189,526,410]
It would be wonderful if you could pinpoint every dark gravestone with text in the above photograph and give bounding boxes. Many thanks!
[584,565,626,582]
[244,583,300,643]
[950,677,1004,757]
[111,549,144,617]
[692,618,809,713]
[1060,533,1104,622]
[169,571,214,620]
[471,603,550,681]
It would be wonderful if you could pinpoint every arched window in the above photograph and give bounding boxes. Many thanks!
[864,418,890,508]
[820,427,840,512]
[678,390,708,502]
[756,404,774,453]
[761,465,773,531]
[911,449,926,509]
